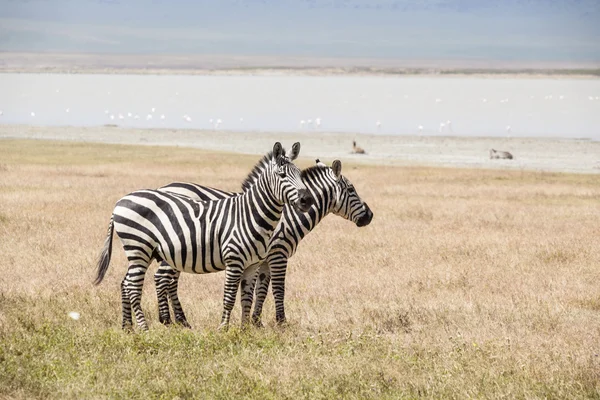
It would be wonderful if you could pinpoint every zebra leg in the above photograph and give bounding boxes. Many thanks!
[123,262,150,331]
[251,263,271,327]
[239,262,261,327]
[154,262,174,326]
[219,262,244,331]
[121,277,134,330]
[168,270,191,328]
[269,254,290,325]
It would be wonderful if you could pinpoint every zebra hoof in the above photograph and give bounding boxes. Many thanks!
[251,317,264,328]
[240,322,252,331]
[217,323,229,332]
[176,319,192,329]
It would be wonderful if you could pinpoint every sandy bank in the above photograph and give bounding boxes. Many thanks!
[1,124,598,174]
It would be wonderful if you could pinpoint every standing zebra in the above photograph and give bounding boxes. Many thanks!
[94,142,314,331]
[154,158,373,327]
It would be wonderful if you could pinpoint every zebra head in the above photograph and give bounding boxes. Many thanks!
[327,159,373,227]
[270,142,314,213]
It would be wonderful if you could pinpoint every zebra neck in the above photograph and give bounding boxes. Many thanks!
[241,173,285,227]
[300,179,336,228]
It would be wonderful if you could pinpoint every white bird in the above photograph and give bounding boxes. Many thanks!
[183,115,191,122]
[418,125,423,134]
[506,125,512,137]
[104,109,109,114]
[56,89,60,93]
[307,119,312,126]
[559,95,564,100]
[300,120,305,128]
[482,98,488,103]
[315,117,321,128]
[30,111,35,117]
[435,98,442,103]
[240,117,244,123]
[376,120,382,131]
[446,120,453,133]
[65,108,70,113]
[439,122,446,133]
[160,114,166,120]
[127,112,132,118]
[500,98,508,103]
[67,311,80,320]
[0,110,3,116]
[118,114,124,120]
[151,107,156,113]
[209,118,214,124]
[146,114,153,120]
[109,114,115,120]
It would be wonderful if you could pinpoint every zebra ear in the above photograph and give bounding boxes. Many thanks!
[286,142,301,161]
[273,142,284,159]
[332,160,342,179]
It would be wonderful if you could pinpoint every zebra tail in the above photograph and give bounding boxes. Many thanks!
[94,215,114,285]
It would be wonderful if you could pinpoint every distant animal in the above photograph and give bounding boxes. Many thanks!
[490,149,513,160]
[352,141,366,154]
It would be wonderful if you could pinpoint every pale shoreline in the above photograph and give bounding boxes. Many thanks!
[1,124,599,174]
[1,52,599,78]
[2,68,599,79]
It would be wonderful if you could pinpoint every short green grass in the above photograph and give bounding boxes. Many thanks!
[1,139,599,399]
[3,294,597,399]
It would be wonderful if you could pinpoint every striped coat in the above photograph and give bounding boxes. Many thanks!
[94,142,313,330]
[154,159,373,327]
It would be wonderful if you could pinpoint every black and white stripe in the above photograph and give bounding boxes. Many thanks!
[154,159,373,327]
[94,142,313,330]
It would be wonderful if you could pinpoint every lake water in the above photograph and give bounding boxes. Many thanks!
[1,73,599,139]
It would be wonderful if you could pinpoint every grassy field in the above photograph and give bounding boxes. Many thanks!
[0,139,599,399]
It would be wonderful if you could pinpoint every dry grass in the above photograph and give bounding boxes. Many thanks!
[0,139,599,399]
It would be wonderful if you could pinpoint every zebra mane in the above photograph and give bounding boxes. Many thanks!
[300,164,329,179]
[241,148,284,191]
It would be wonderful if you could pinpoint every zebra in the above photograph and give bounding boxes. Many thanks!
[154,158,373,328]
[94,142,314,331]
[489,149,514,160]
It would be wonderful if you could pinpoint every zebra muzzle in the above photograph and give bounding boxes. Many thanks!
[356,202,373,227]
[294,189,314,212]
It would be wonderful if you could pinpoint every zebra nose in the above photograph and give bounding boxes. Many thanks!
[297,189,314,211]
[356,202,373,227]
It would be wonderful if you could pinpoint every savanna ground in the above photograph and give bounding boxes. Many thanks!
[0,139,599,399]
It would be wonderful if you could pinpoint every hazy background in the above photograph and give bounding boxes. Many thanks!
[1,0,599,63]
[1,1,599,138]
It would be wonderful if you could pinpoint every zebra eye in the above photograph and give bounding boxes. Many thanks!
[278,170,287,178]
[348,187,356,194]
